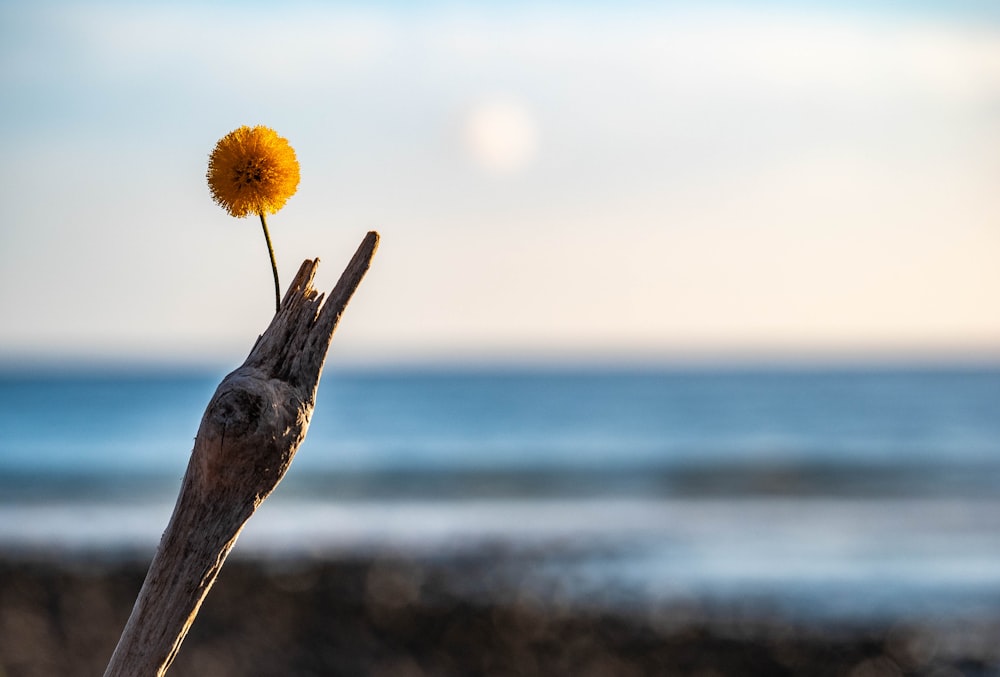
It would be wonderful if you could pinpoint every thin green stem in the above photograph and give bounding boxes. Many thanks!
[259,212,281,314]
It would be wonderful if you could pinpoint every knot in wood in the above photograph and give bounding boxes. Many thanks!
[193,369,309,500]
[207,388,265,439]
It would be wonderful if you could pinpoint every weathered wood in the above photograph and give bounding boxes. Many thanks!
[104,231,379,677]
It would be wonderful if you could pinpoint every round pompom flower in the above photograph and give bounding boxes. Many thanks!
[207,125,301,313]
[207,125,300,218]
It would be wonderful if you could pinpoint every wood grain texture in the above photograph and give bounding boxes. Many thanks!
[104,231,379,677]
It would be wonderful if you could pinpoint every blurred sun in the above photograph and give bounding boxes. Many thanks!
[462,96,539,174]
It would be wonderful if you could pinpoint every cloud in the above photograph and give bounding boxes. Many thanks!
[18,3,999,100]
[57,5,395,87]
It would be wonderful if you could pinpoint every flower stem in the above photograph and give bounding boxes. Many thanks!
[258,212,280,314]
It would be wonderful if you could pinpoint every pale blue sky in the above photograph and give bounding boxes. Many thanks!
[1,1,998,366]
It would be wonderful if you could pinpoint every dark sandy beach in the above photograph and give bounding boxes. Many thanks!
[1,549,997,677]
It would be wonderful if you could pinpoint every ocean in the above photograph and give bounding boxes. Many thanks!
[1,364,999,623]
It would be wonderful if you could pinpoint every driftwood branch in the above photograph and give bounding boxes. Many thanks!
[104,230,379,677]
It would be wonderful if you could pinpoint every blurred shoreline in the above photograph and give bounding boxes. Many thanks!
[2,549,998,677]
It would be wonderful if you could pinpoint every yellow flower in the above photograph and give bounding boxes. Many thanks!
[207,125,300,218]
[207,125,301,313]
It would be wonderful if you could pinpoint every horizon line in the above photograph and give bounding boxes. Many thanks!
[2,348,999,376]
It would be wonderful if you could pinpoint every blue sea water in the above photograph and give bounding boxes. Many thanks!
[1,364,999,621]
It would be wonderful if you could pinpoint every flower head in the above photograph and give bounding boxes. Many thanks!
[207,125,300,218]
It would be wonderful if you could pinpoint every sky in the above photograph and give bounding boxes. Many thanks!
[1,0,998,367]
